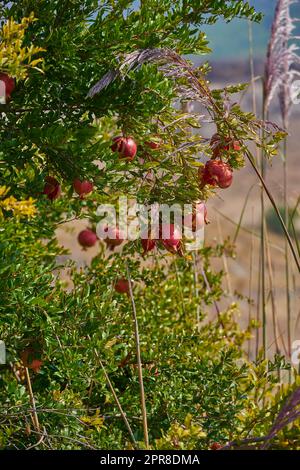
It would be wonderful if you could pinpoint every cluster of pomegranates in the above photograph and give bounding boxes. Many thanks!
[198,133,240,190]
[39,130,241,298]
[110,132,239,191]
[43,176,94,201]
[110,134,162,159]
[41,135,159,203]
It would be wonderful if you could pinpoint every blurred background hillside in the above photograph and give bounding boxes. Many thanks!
[204,0,300,61]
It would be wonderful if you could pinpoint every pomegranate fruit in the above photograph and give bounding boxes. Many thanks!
[141,237,156,254]
[20,348,43,373]
[111,136,137,160]
[78,229,98,248]
[73,178,93,198]
[0,72,15,100]
[114,278,130,294]
[103,226,125,251]
[145,137,162,149]
[199,160,233,189]
[160,223,183,255]
[210,133,241,158]
[43,176,61,201]
[210,442,222,451]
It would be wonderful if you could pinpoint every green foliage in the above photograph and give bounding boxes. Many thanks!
[0,0,299,451]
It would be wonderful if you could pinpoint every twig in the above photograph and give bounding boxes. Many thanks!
[26,426,46,450]
[192,252,201,332]
[92,346,138,450]
[24,367,40,434]
[126,261,149,449]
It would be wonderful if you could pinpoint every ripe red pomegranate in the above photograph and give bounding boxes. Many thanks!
[114,278,130,294]
[103,226,125,250]
[20,348,43,373]
[78,229,98,248]
[43,176,61,200]
[145,137,162,149]
[160,223,183,255]
[0,72,15,100]
[111,136,137,160]
[210,442,222,451]
[141,237,156,254]
[210,133,241,158]
[199,160,233,189]
[73,178,93,198]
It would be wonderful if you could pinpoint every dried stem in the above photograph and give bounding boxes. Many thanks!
[126,262,149,449]
[247,207,255,360]
[93,346,138,449]
[24,367,40,434]
[283,138,292,364]
[192,252,201,332]
[244,147,300,273]
[265,227,282,356]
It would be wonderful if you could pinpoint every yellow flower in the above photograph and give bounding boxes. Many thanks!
[0,187,37,219]
[0,15,45,80]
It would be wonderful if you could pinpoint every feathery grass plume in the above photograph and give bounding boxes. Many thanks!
[264,0,300,124]
[87,48,212,107]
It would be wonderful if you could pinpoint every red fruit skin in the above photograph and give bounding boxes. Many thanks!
[141,237,156,254]
[0,72,15,99]
[145,137,161,150]
[111,136,137,160]
[210,133,241,158]
[20,348,43,373]
[210,442,222,451]
[104,226,124,250]
[114,278,130,294]
[160,223,183,254]
[206,160,233,189]
[43,176,61,200]
[198,166,217,187]
[145,141,159,149]
[78,229,98,248]
[73,178,93,197]
[199,160,233,189]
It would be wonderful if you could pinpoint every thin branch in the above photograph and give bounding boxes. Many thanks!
[92,346,138,450]
[126,261,149,449]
